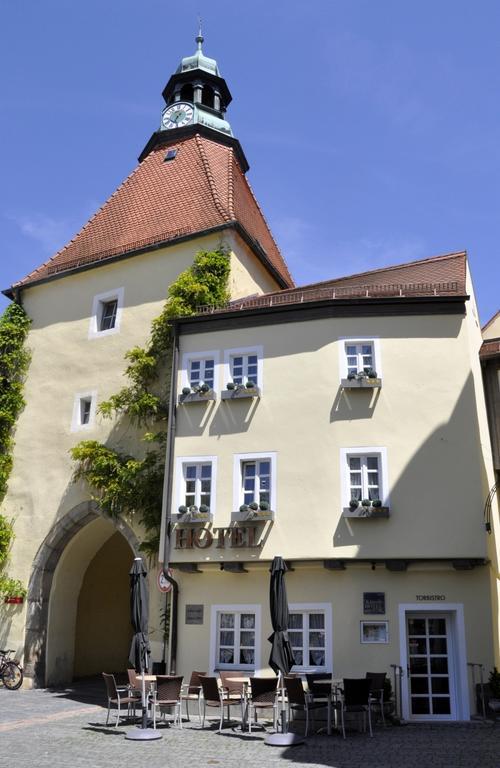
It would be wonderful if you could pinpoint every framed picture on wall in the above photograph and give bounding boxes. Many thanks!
[360,620,389,644]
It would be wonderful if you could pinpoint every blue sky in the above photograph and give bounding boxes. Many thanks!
[1,0,499,323]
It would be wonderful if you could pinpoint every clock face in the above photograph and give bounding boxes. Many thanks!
[161,102,194,130]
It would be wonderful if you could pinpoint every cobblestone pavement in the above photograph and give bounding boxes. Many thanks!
[0,681,499,768]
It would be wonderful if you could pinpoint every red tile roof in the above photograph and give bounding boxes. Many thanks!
[12,134,294,290]
[197,251,468,314]
[480,339,500,359]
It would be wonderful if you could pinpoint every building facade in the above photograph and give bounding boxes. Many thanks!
[161,252,497,721]
[0,36,497,723]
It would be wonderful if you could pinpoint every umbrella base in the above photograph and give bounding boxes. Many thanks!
[125,727,163,741]
[265,731,306,746]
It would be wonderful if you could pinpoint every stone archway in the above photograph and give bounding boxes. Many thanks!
[24,501,140,687]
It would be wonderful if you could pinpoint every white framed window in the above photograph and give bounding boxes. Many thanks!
[338,337,381,379]
[88,287,124,339]
[233,452,276,511]
[288,603,332,673]
[210,604,261,671]
[340,447,389,507]
[175,455,217,513]
[223,345,263,390]
[180,350,219,391]
[71,390,98,432]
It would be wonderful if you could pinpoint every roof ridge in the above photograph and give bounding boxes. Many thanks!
[226,146,235,219]
[195,134,232,223]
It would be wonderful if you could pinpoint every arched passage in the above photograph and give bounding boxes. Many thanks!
[24,501,140,687]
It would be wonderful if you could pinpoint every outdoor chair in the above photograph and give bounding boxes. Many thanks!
[181,670,205,723]
[306,673,333,701]
[284,675,330,737]
[338,678,373,738]
[199,675,245,733]
[102,672,138,726]
[219,671,247,703]
[150,674,184,729]
[366,672,387,726]
[246,676,278,733]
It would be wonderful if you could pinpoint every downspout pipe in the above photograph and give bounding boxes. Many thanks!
[159,321,180,674]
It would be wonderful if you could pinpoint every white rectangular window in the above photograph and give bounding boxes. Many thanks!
[80,398,92,425]
[182,462,212,509]
[180,350,220,393]
[233,452,276,512]
[345,342,374,376]
[241,460,271,506]
[340,447,389,507]
[210,605,261,671]
[288,604,332,673]
[338,337,381,380]
[224,346,263,390]
[71,390,97,431]
[348,454,380,502]
[175,455,217,515]
[217,611,256,667]
[88,287,124,339]
[99,300,118,331]
[230,353,258,386]
[189,358,215,390]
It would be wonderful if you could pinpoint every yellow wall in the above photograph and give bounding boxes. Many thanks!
[173,310,489,562]
[0,230,278,674]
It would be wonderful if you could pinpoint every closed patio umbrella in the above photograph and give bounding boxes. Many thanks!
[125,557,162,741]
[265,556,304,746]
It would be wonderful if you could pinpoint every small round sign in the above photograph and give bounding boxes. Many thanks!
[157,567,173,593]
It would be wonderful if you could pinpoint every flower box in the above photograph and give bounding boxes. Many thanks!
[341,378,382,389]
[342,506,390,519]
[221,386,261,400]
[178,390,216,405]
[4,596,24,604]
[231,508,274,523]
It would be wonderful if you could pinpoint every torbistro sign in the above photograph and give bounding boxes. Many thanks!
[174,526,262,550]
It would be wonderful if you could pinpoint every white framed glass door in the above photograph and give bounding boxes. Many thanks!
[405,613,456,720]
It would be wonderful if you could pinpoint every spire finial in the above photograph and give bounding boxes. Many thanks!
[196,17,204,51]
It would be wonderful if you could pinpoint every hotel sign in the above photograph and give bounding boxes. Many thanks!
[363,592,386,615]
[174,526,263,550]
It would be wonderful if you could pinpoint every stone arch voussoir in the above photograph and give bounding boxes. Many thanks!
[24,501,140,687]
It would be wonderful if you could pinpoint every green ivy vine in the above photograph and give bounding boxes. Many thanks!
[71,247,230,555]
[0,303,31,598]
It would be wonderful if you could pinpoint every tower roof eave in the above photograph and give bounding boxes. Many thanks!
[162,70,232,106]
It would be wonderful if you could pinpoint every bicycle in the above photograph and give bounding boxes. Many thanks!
[0,649,23,690]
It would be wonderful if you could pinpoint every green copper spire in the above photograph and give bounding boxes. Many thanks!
[176,26,220,76]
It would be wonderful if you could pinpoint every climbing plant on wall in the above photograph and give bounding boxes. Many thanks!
[0,303,31,597]
[71,247,230,555]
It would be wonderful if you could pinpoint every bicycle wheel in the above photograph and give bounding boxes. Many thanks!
[2,661,23,690]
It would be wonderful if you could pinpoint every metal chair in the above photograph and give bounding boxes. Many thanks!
[246,676,278,733]
[102,672,138,726]
[284,675,330,737]
[338,678,373,738]
[219,671,247,703]
[181,670,205,722]
[200,675,245,732]
[150,675,184,728]
[366,672,386,725]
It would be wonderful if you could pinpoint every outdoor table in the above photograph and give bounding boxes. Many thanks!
[136,675,157,722]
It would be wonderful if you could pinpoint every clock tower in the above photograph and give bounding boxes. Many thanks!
[139,31,245,167]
